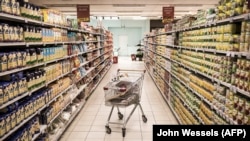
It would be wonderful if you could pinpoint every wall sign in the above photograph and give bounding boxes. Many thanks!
[162,7,174,24]
[77,5,90,23]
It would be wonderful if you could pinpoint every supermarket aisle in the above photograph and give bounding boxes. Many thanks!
[60,57,178,141]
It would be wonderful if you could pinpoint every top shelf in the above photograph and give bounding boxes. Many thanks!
[152,13,250,36]
[0,13,103,35]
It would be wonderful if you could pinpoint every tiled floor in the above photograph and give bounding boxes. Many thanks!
[60,57,178,141]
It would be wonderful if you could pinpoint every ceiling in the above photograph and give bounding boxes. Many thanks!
[30,0,220,20]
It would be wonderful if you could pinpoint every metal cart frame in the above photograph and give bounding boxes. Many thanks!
[103,69,147,137]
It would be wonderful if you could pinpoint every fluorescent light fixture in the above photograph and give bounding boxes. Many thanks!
[113,4,145,7]
[97,17,103,21]
[132,16,147,20]
[111,17,119,20]
[104,17,111,20]
[63,12,77,15]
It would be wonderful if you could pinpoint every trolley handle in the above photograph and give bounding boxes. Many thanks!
[117,69,146,73]
[103,86,127,92]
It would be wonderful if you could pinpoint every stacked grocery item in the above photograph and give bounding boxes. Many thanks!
[216,0,249,20]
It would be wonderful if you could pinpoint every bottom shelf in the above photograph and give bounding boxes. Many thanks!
[48,63,112,141]
[145,64,181,124]
[49,100,86,141]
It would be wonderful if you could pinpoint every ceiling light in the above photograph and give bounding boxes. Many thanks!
[113,4,145,7]
[132,16,147,20]
[116,11,142,13]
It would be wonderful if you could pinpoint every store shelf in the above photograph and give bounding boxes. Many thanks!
[171,88,204,124]
[32,125,47,141]
[46,85,73,107]
[0,108,41,140]
[89,65,112,95]
[0,11,112,140]
[0,63,44,77]
[0,42,26,47]
[171,59,250,97]
[49,100,86,141]
[145,65,181,124]
[0,13,25,22]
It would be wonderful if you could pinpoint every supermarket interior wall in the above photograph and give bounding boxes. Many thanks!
[89,19,150,56]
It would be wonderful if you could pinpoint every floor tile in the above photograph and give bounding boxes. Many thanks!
[61,57,179,141]
[68,132,88,139]
[86,132,106,139]
[90,125,107,132]
[73,125,91,132]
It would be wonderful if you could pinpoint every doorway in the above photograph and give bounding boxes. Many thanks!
[109,27,142,56]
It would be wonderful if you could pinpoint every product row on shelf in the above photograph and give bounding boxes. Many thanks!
[163,0,250,33]
[0,32,113,141]
[0,0,91,29]
[144,20,250,125]
[0,0,114,140]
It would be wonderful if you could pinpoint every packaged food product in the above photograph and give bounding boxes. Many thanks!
[0,116,6,137]
[0,53,7,72]
[5,113,11,132]
[5,0,11,14]
[245,100,250,115]
[242,21,246,32]
[10,110,16,129]
[237,111,244,124]
[243,115,249,125]
[3,24,9,41]
[18,26,23,41]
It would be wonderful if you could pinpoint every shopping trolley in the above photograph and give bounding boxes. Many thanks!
[103,69,147,137]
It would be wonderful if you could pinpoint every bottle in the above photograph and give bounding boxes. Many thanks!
[25,49,30,65]
[24,25,30,41]
[3,23,9,42]
[11,0,17,15]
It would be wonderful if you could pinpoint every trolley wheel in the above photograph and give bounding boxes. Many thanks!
[122,128,126,137]
[142,115,147,123]
[118,112,123,120]
[105,126,111,134]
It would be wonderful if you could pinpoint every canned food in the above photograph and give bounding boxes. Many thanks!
[5,114,11,133]
[237,112,244,124]
[245,101,250,115]
[242,21,246,32]
[244,43,249,52]
[245,32,250,44]
[246,22,250,32]
[243,115,249,125]
[10,110,16,129]
[0,116,6,137]
[232,109,238,120]
[240,32,245,42]
[240,42,245,52]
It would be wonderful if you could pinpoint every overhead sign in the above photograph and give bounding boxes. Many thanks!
[162,7,174,24]
[77,5,90,23]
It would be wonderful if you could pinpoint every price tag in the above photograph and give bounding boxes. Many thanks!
[226,52,231,57]
[229,18,233,23]
[231,52,235,57]
[247,53,250,59]
[238,53,242,58]
[233,86,237,93]
[244,14,249,20]
[26,43,29,47]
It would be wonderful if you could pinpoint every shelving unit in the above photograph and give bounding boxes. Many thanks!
[0,6,113,141]
[144,12,250,125]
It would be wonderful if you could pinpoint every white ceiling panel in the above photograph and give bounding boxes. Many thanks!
[30,0,220,19]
